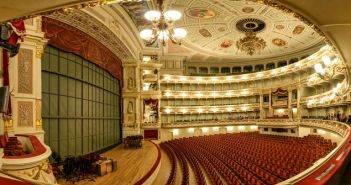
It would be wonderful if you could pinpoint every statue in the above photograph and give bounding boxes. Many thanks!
[127,101,133,113]
[0,20,25,57]
[127,77,134,90]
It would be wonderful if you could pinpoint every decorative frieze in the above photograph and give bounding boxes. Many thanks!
[18,48,33,94]
[17,101,33,127]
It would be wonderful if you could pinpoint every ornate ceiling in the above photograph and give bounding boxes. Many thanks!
[163,0,324,60]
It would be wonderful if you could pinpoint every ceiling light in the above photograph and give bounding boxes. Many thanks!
[322,56,331,66]
[163,75,171,80]
[197,108,204,113]
[196,92,203,97]
[256,73,263,77]
[238,126,245,130]
[180,76,187,81]
[139,0,187,46]
[211,92,218,97]
[241,75,248,80]
[202,127,209,133]
[241,107,248,111]
[236,31,266,55]
[172,129,179,136]
[226,126,234,132]
[143,56,151,62]
[164,109,171,114]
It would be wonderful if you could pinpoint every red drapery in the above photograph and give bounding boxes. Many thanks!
[272,88,288,96]
[143,98,158,121]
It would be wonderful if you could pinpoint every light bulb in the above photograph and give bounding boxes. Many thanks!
[336,83,342,89]
[322,56,331,66]
[144,10,161,21]
[173,28,187,39]
[140,29,153,40]
[158,30,169,40]
[314,63,323,73]
[164,10,182,21]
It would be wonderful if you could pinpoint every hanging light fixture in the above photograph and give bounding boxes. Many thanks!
[236,31,267,55]
[139,0,187,46]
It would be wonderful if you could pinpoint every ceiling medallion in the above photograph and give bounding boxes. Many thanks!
[242,7,254,13]
[236,18,266,33]
[236,18,266,55]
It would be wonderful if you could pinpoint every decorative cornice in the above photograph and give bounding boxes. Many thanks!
[42,17,123,80]
[47,10,133,60]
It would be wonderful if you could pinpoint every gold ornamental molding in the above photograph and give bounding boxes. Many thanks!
[257,0,333,48]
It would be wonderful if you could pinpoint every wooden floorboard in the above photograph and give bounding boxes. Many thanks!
[59,141,158,185]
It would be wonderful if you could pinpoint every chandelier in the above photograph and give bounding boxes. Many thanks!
[314,56,346,80]
[236,31,266,55]
[139,0,187,46]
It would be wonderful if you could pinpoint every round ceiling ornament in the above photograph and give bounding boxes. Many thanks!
[236,18,266,33]
[242,7,254,13]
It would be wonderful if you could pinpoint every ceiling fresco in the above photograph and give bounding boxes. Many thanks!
[117,0,325,60]
[119,1,151,31]
[165,0,324,59]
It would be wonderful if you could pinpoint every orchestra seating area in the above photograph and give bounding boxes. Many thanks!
[160,132,337,185]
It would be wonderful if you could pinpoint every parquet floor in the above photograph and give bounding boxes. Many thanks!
[58,141,158,185]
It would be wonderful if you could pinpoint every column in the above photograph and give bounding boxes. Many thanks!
[122,59,141,137]
[259,93,264,119]
[8,17,47,141]
[268,90,273,117]
[288,88,292,119]
[296,86,302,120]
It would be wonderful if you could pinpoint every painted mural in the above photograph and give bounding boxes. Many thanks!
[187,8,216,19]
[275,25,285,30]
[272,38,287,47]
[218,27,227,32]
[293,25,305,34]
[220,40,233,48]
[242,7,254,13]
[199,28,212,37]
[120,1,150,30]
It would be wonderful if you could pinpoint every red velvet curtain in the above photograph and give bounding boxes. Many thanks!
[272,88,288,96]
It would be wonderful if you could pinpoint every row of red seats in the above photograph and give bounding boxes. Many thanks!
[167,142,189,185]
[162,132,336,185]
[174,142,206,185]
[160,142,177,185]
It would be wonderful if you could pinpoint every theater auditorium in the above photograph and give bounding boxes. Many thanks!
[0,0,351,185]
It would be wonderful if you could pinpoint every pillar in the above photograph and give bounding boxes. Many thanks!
[7,17,47,141]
